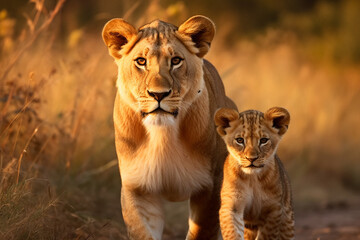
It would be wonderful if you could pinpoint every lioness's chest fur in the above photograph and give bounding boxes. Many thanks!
[119,126,212,201]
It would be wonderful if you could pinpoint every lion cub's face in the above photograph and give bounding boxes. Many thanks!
[102,16,215,127]
[215,107,290,174]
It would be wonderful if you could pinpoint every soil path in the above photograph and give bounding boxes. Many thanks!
[161,202,360,239]
[295,204,360,240]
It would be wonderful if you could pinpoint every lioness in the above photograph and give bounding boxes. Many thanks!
[102,16,236,240]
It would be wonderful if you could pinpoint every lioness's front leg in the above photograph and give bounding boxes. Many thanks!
[121,187,164,240]
[186,183,222,240]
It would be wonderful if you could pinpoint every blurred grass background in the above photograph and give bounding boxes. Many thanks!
[0,0,360,239]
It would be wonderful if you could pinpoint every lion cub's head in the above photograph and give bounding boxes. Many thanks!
[215,107,290,174]
[102,16,215,127]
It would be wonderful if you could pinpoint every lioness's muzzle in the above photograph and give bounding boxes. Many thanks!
[141,108,178,118]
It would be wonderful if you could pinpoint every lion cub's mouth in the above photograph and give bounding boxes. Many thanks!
[141,108,179,118]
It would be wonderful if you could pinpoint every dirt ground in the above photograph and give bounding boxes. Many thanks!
[160,201,360,240]
[295,204,360,240]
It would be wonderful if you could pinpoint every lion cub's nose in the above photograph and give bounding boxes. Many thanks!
[147,90,171,102]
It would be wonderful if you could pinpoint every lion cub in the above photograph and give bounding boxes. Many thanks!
[215,107,294,240]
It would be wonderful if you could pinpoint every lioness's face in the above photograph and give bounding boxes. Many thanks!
[214,108,290,174]
[103,16,215,127]
[118,25,204,126]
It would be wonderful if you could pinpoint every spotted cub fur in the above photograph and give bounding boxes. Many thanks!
[215,107,294,240]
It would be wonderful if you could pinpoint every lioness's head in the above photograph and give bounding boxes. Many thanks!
[102,16,215,127]
[215,107,290,174]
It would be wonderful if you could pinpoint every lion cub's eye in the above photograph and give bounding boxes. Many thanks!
[235,137,245,145]
[135,57,146,66]
[171,57,183,66]
[260,138,269,144]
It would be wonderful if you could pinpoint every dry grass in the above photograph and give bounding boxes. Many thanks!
[0,1,124,238]
[1,0,360,238]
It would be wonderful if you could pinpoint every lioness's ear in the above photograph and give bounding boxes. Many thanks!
[214,108,239,136]
[264,107,290,136]
[178,15,215,58]
[102,18,137,59]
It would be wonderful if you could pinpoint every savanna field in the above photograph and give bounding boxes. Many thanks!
[1,0,360,239]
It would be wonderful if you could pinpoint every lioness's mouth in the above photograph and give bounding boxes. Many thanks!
[245,163,265,168]
[141,108,178,118]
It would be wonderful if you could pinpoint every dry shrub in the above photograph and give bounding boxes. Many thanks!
[0,0,125,238]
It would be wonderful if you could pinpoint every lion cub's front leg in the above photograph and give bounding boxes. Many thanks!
[219,188,246,240]
[121,187,165,240]
[256,205,281,240]
[257,204,295,240]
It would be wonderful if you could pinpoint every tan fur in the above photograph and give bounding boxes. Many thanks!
[215,107,294,240]
[102,15,236,240]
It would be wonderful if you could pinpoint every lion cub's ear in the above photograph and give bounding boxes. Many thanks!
[178,15,215,58]
[102,18,137,59]
[214,108,239,136]
[264,107,290,136]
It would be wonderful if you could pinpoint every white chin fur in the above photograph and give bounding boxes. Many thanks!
[241,167,262,174]
[143,114,176,127]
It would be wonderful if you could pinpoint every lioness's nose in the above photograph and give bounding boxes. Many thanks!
[246,156,259,162]
[147,90,171,102]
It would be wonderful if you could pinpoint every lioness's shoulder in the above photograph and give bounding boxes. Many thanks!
[203,59,236,110]
[203,59,220,79]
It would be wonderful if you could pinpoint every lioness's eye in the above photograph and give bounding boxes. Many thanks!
[171,57,183,66]
[260,138,269,144]
[235,137,244,144]
[135,57,146,66]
